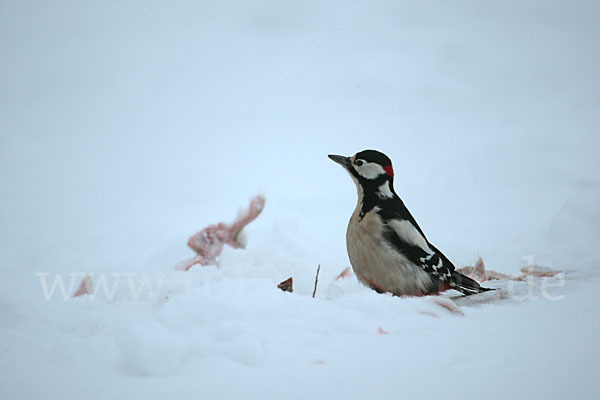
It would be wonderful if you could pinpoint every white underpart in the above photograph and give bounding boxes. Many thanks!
[388,219,431,252]
[377,181,394,199]
[346,206,435,296]
[355,161,386,179]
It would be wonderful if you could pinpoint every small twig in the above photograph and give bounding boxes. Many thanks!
[312,264,321,298]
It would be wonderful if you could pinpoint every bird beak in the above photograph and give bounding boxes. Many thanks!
[328,154,351,169]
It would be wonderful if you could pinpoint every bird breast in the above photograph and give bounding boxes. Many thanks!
[346,206,435,296]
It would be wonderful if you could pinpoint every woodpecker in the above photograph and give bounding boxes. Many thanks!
[329,150,492,296]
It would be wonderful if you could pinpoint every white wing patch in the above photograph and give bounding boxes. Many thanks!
[388,220,455,281]
[388,220,431,252]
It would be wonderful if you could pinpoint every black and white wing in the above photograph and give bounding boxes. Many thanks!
[377,203,491,295]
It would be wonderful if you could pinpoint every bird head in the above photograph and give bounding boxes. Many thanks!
[328,150,395,198]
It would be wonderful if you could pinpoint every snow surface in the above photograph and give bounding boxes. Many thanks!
[1,1,600,399]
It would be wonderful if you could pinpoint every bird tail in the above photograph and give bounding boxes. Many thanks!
[450,271,494,296]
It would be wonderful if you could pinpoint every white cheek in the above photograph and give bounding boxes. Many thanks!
[357,163,385,179]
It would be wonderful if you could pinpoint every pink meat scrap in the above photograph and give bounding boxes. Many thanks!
[457,257,561,282]
[175,195,266,271]
[72,274,93,298]
[458,257,512,282]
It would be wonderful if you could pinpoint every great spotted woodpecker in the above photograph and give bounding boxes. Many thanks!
[329,149,492,296]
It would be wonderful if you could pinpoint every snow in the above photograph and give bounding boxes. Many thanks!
[1,0,599,399]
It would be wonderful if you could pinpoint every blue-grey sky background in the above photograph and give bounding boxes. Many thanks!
[1,0,599,276]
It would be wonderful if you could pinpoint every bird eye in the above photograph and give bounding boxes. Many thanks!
[355,160,364,167]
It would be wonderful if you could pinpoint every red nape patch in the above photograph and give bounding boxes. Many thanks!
[383,165,394,177]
